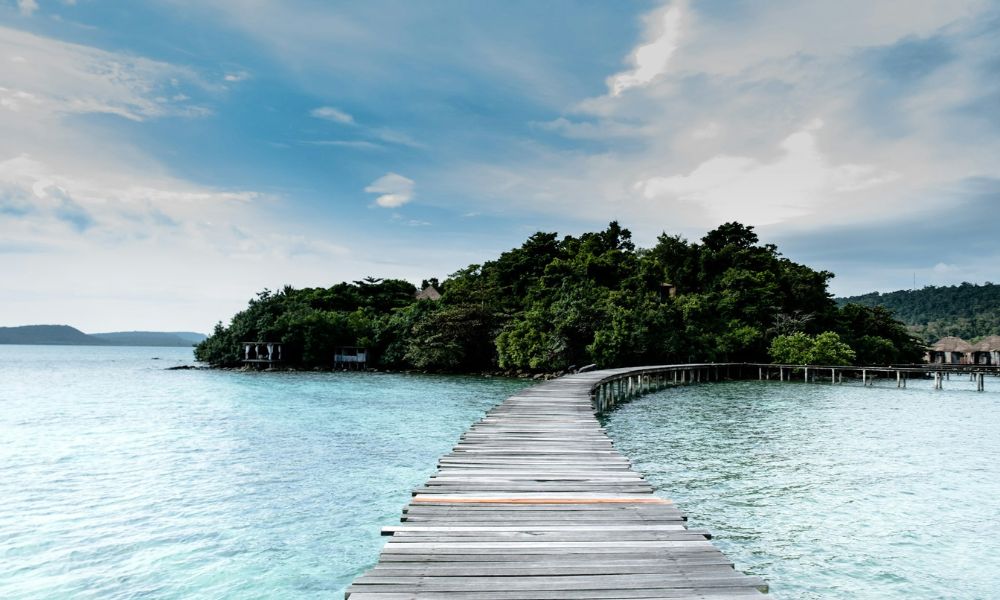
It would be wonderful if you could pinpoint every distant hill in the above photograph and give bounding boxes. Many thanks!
[171,332,208,344]
[0,325,206,347]
[0,325,106,345]
[837,282,1000,342]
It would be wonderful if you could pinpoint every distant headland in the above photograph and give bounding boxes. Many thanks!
[0,325,206,347]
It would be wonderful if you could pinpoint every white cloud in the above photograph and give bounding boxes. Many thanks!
[431,1,1000,248]
[635,120,899,225]
[18,0,38,16]
[673,1,981,79]
[310,105,354,124]
[691,122,721,140]
[373,128,425,149]
[0,154,261,238]
[223,70,249,82]
[0,26,205,121]
[304,110,423,150]
[364,172,414,208]
[608,0,687,96]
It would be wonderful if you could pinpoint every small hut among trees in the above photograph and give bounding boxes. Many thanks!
[415,285,442,301]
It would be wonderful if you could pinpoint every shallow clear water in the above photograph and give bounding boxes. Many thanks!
[0,345,530,599]
[604,378,1000,599]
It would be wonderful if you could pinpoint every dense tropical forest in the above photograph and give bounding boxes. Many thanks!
[196,222,925,371]
[837,283,1000,343]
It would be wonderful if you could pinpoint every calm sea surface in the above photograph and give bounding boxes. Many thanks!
[0,345,531,599]
[2,347,999,599]
[604,378,1000,599]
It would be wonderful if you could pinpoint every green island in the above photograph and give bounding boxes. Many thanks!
[195,222,925,371]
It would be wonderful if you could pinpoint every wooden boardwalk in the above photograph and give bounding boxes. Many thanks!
[346,369,771,599]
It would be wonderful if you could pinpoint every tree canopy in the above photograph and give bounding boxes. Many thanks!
[837,282,1000,342]
[196,222,926,370]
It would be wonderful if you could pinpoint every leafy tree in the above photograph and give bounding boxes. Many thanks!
[809,331,857,365]
[196,221,920,372]
[836,303,924,364]
[769,331,856,365]
[837,282,1000,342]
[405,304,495,371]
[769,332,814,364]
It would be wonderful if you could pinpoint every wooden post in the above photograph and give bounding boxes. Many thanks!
[897,371,901,388]
[804,367,809,383]
[831,368,835,384]
[862,369,866,386]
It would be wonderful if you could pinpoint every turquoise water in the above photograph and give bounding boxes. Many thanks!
[604,379,1000,599]
[5,348,998,599]
[0,345,530,599]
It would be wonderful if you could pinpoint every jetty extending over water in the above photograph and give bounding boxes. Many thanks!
[347,366,773,599]
[347,362,1000,598]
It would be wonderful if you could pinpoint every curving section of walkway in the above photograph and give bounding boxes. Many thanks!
[346,367,771,599]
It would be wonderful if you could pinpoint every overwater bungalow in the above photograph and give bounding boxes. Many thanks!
[972,336,1000,365]
[927,336,974,364]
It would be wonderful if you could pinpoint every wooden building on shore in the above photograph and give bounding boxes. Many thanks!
[334,346,368,369]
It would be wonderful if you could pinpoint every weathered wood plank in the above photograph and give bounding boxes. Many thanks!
[345,369,770,599]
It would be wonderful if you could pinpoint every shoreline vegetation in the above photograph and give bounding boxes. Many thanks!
[196,222,926,373]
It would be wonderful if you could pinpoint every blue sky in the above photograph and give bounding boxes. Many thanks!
[1,0,998,332]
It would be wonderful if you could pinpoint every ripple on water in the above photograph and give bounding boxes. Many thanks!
[0,345,531,599]
[603,379,1000,600]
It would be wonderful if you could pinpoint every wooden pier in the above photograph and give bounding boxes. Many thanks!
[346,367,771,599]
[347,361,1000,598]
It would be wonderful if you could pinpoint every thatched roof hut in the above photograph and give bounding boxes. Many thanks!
[415,285,442,301]
[932,337,973,353]
[973,336,1000,352]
